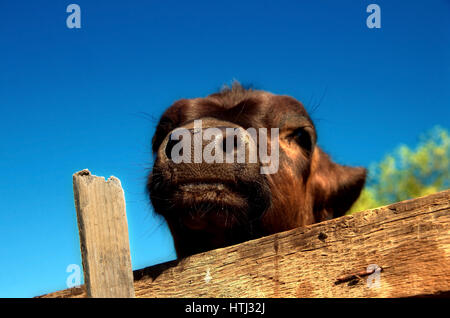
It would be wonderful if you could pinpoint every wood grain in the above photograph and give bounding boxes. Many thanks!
[39,189,450,298]
[72,169,135,298]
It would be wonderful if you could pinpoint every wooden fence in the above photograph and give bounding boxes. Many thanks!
[38,170,450,298]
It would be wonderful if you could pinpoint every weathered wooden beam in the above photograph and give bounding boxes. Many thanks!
[39,189,450,298]
[72,169,135,298]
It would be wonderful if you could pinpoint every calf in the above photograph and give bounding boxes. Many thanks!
[148,84,366,258]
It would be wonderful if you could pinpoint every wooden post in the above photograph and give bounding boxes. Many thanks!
[72,169,135,298]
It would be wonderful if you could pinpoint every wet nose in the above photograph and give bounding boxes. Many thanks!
[165,127,240,160]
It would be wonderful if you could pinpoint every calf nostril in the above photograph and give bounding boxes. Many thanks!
[222,134,238,154]
[165,136,182,160]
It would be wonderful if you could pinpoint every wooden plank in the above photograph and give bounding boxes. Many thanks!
[38,189,450,298]
[72,169,135,298]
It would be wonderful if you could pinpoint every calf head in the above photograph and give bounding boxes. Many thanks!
[148,84,366,257]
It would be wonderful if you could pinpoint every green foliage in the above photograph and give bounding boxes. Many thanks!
[349,126,450,214]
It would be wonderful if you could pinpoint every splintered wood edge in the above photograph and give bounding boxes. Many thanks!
[73,169,122,186]
[37,189,450,298]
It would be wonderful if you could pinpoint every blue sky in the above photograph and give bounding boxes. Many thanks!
[0,0,449,297]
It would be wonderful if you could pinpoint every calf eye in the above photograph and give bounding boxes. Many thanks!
[289,128,312,153]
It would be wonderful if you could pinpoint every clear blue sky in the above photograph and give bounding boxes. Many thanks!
[0,0,449,297]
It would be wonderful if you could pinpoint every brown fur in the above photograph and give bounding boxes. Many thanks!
[148,83,366,258]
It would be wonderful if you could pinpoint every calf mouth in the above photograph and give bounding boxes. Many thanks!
[176,182,247,209]
[149,173,271,232]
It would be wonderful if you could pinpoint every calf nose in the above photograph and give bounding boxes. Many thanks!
[221,128,240,155]
[164,126,244,161]
[162,119,257,164]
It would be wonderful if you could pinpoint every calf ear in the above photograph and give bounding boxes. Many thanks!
[309,147,366,221]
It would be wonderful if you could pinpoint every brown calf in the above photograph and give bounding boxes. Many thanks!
[148,83,366,258]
